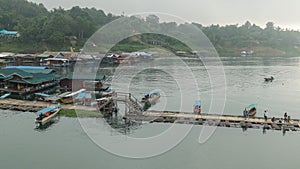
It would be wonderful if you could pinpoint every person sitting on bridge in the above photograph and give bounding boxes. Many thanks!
[271,117,275,122]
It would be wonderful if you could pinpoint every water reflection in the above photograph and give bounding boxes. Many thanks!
[103,115,142,135]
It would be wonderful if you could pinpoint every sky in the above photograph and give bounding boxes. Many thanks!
[29,0,300,30]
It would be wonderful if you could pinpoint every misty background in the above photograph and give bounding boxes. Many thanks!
[28,0,300,30]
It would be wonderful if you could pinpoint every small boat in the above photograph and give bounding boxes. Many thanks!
[43,58,70,67]
[264,76,274,82]
[141,89,160,104]
[60,89,86,104]
[193,100,201,114]
[245,104,257,116]
[100,88,114,98]
[35,105,61,125]
[0,93,10,99]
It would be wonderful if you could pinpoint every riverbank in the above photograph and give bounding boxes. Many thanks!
[0,98,102,117]
[59,109,102,118]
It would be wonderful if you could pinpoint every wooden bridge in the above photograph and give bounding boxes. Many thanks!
[105,92,300,132]
[0,93,299,133]
[124,111,300,132]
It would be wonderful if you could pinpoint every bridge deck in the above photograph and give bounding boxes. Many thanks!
[125,111,300,131]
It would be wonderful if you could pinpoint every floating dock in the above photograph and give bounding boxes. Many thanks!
[0,94,299,133]
[0,98,97,112]
[125,111,300,132]
[108,92,300,132]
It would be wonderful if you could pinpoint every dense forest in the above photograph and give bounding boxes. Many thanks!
[1,0,300,56]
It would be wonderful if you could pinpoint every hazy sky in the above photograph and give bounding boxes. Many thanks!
[29,0,300,30]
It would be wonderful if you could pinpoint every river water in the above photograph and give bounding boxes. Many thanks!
[1,55,300,169]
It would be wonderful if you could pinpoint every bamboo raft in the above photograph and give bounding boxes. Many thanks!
[125,111,300,132]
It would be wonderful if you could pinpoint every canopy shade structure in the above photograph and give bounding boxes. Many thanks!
[35,105,60,116]
[194,100,201,106]
[144,89,160,95]
[245,104,256,111]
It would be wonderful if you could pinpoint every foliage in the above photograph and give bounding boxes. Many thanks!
[1,0,300,56]
[59,109,102,118]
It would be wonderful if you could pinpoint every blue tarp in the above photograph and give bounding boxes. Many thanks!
[36,105,60,115]
[85,93,92,99]
[5,66,48,70]
[76,92,85,99]
[195,100,201,106]
[144,89,160,95]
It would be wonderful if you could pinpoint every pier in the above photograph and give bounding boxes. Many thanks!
[0,98,96,112]
[125,111,300,132]
[0,93,299,133]
[108,92,300,132]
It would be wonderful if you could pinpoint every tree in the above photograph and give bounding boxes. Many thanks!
[265,22,274,30]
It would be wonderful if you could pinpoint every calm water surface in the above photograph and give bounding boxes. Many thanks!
[1,55,300,169]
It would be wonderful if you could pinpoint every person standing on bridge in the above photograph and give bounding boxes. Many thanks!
[284,112,288,122]
[264,110,268,121]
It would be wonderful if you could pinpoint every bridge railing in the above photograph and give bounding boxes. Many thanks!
[113,92,143,111]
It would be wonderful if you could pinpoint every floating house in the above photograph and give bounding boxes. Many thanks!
[59,73,107,91]
[13,54,36,63]
[0,66,59,95]
[36,54,55,63]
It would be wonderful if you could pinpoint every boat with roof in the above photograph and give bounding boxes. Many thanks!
[245,104,257,116]
[141,89,160,104]
[35,104,61,125]
[193,100,201,114]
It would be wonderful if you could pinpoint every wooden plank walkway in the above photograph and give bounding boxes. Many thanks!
[0,98,97,112]
[125,111,300,131]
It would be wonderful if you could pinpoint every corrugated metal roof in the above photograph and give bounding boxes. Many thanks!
[0,68,59,84]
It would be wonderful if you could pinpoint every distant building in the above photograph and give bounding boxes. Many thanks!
[59,73,107,91]
[0,29,20,39]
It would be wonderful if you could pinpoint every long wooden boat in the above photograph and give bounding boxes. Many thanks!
[60,89,86,104]
[245,104,257,116]
[35,105,61,125]
[141,89,160,104]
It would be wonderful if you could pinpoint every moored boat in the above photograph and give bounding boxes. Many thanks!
[193,100,201,114]
[43,58,70,67]
[141,89,160,104]
[35,105,61,125]
[245,104,257,116]
[60,89,86,104]
[264,76,274,82]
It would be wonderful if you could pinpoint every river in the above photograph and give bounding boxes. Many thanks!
[1,55,300,169]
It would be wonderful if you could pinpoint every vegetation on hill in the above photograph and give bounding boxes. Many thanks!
[1,0,300,56]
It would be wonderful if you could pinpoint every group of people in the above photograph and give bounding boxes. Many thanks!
[243,109,290,122]
[264,110,289,122]
[243,109,249,119]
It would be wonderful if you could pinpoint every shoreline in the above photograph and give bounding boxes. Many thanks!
[0,98,102,118]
